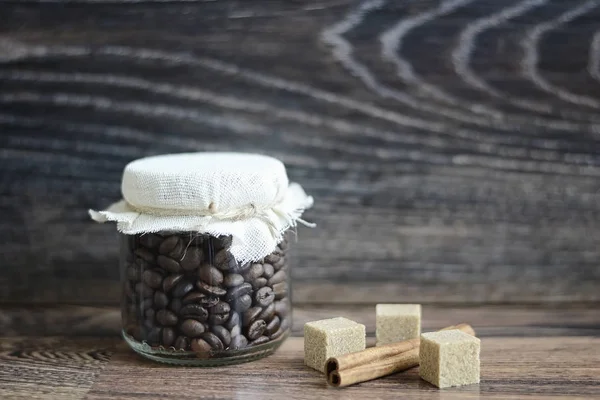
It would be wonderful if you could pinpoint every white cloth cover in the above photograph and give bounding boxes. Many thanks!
[90,152,313,263]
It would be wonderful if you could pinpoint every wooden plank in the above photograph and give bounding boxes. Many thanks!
[2,305,599,337]
[1,1,600,304]
[85,337,600,399]
[0,337,115,400]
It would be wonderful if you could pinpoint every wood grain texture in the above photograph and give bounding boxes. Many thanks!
[1,1,600,304]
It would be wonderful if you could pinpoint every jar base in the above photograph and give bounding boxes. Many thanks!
[123,331,289,366]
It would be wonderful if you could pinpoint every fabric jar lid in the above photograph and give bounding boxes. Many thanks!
[90,152,313,263]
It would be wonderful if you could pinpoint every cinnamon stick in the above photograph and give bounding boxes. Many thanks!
[326,323,475,388]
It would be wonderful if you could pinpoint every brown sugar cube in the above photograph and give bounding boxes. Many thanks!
[419,329,481,388]
[304,317,366,372]
[376,303,421,346]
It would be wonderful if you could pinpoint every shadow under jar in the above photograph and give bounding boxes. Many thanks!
[122,231,291,366]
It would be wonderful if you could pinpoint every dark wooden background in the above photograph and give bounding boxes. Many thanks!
[1,0,599,306]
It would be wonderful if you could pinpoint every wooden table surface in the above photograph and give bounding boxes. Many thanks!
[1,304,599,399]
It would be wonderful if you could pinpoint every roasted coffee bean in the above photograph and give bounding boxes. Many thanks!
[223,273,244,288]
[243,307,262,327]
[126,265,139,281]
[180,304,208,322]
[225,282,253,301]
[217,235,233,250]
[230,325,241,338]
[140,298,154,311]
[180,319,206,337]
[139,233,162,249]
[191,338,212,353]
[136,283,154,298]
[246,319,267,340]
[154,291,169,309]
[157,255,182,274]
[269,328,285,341]
[273,257,286,271]
[162,327,176,347]
[172,280,194,298]
[262,263,274,279]
[159,236,180,255]
[201,332,224,351]
[273,282,288,300]
[156,309,178,326]
[243,263,264,281]
[258,303,276,321]
[211,325,232,347]
[213,249,230,268]
[224,312,240,330]
[174,335,190,350]
[169,298,183,314]
[251,277,267,291]
[182,291,219,307]
[229,335,248,350]
[267,270,286,286]
[265,315,281,335]
[198,264,224,286]
[144,318,155,331]
[254,287,275,308]
[278,239,288,251]
[135,248,155,263]
[249,336,270,346]
[210,301,231,315]
[162,274,184,293]
[209,313,230,325]
[274,300,288,317]
[147,327,162,345]
[196,280,227,297]
[180,247,203,271]
[142,270,163,289]
[232,295,252,312]
[145,308,155,320]
[129,326,145,342]
[265,254,280,264]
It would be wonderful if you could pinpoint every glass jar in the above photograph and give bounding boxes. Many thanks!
[121,231,292,366]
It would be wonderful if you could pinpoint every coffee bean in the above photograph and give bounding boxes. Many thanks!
[213,249,230,268]
[126,265,140,281]
[180,247,203,272]
[278,239,288,251]
[174,335,190,350]
[267,270,286,286]
[145,308,155,320]
[159,236,180,255]
[135,248,155,263]
[147,327,162,345]
[140,234,162,249]
[254,287,275,308]
[142,270,163,289]
[217,235,233,250]
[230,335,248,350]
[162,274,184,293]
[154,291,169,309]
[210,301,231,315]
[225,282,253,301]
[246,319,267,340]
[232,294,252,312]
[156,309,178,326]
[209,313,230,325]
[230,325,241,338]
[258,303,276,321]
[265,315,281,335]
[140,298,154,311]
[162,327,176,347]
[180,319,206,337]
[196,280,227,297]
[211,325,232,347]
[243,263,264,281]
[243,307,262,327]
[269,327,285,341]
[144,318,155,331]
[274,300,288,317]
[198,264,224,286]
[273,282,288,300]
[262,263,274,279]
[182,291,219,307]
[223,273,244,288]
[172,280,194,298]
[180,304,208,322]
[272,257,286,271]
[224,312,240,330]
[157,255,182,274]
[201,332,224,351]
[251,277,267,290]
[191,338,212,353]
[169,298,183,314]
[135,282,154,298]
[265,254,280,264]
[129,326,145,342]
[249,336,270,346]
